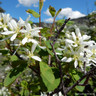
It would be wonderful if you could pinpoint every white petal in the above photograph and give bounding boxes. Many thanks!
[91,59,96,63]
[66,57,73,62]
[26,23,31,31]
[20,29,27,33]
[10,33,17,41]
[32,56,41,61]
[74,60,78,68]
[1,31,14,35]
[4,27,8,31]
[10,19,17,29]
[65,39,74,44]
[28,39,38,44]
[57,48,64,51]
[72,32,76,41]
[38,45,46,49]
[56,52,62,55]
[82,35,91,40]
[31,43,37,53]
[18,17,24,26]
[8,22,13,30]
[61,57,67,62]
[75,27,81,38]
[22,37,28,45]
[25,15,31,22]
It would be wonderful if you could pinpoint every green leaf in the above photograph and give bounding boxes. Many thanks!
[26,9,40,18]
[0,49,9,55]
[73,74,80,81]
[76,86,85,92]
[40,62,60,91]
[21,81,29,96]
[28,20,33,25]
[39,49,48,56]
[21,80,28,89]
[4,60,27,87]
[49,6,56,17]
[24,89,29,96]
[11,60,25,68]
[44,40,52,49]
[47,49,54,56]
[10,55,18,62]
[39,0,43,11]
[56,8,62,17]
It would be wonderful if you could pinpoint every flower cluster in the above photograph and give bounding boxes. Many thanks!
[0,13,43,61]
[0,87,11,96]
[59,26,96,71]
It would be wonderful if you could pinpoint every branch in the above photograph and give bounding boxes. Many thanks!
[49,18,70,95]
[65,66,96,94]
[50,15,56,34]
[51,43,66,95]
[53,18,70,45]
[78,76,90,86]
[50,43,60,63]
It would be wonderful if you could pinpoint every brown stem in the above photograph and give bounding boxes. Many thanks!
[50,16,56,35]
[53,18,70,45]
[78,76,90,86]
[65,66,96,94]
[51,43,66,95]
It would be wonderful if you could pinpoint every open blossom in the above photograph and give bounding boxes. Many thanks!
[0,13,12,31]
[0,13,43,47]
[1,15,31,41]
[20,44,41,62]
[1,19,24,41]
[61,26,96,71]
[21,23,42,45]
[65,26,91,48]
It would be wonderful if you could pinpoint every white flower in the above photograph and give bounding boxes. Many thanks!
[61,26,96,70]
[0,13,12,31]
[21,44,41,62]
[21,23,42,45]
[18,15,31,27]
[1,19,22,41]
[65,26,91,48]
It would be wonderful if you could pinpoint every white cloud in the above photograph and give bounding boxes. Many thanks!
[58,8,86,19]
[44,7,86,19]
[17,0,45,7]
[44,17,53,23]
[44,9,51,16]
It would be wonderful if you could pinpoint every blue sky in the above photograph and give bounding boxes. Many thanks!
[1,0,96,22]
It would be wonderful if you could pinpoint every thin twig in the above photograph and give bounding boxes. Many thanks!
[49,18,70,95]
[50,15,56,34]
[78,75,90,86]
[53,18,70,45]
[51,43,66,95]
[65,66,96,94]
